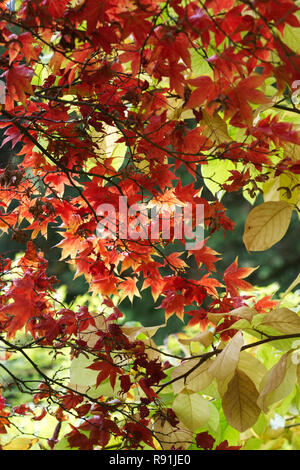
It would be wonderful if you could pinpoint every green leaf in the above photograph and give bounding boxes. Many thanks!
[282,24,300,53]
[201,158,236,198]
[207,401,220,433]
[258,352,297,412]
[190,49,213,78]
[172,389,210,432]
[69,354,121,396]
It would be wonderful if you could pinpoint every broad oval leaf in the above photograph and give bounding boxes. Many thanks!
[171,358,214,394]
[260,307,300,335]
[172,389,210,432]
[222,369,261,432]
[257,351,297,412]
[243,201,293,251]
[238,351,267,389]
[282,24,300,53]
[208,331,244,394]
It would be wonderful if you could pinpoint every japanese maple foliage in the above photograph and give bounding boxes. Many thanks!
[0,0,299,451]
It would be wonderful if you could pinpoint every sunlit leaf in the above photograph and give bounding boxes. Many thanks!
[243,201,293,251]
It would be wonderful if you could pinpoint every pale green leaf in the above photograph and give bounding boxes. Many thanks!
[282,24,300,53]
[257,352,297,412]
[172,389,210,432]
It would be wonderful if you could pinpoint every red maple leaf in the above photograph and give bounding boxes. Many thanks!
[190,239,220,272]
[4,64,33,107]
[87,357,121,389]
[186,308,209,329]
[0,273,37,337]
[215,439,241,450]
[224,257,256,297]
[196,431,215,450]
[159,292,185,321]
[254,295,278,313]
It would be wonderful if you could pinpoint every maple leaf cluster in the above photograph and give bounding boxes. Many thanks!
[0,0,299,451]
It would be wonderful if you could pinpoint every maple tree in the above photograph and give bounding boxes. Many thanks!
[0,0,300,451]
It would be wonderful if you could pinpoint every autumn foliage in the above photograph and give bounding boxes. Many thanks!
[0,0,299,451]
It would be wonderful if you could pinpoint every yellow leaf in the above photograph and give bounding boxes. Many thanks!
[229,306,257,321]
[121,323,165,341]
[140,337,161,362]
[153,417,193,450]
[190,48,213,78]
[222,369,261,432]
[172,389,210,432]
[89,124,126,171]
[283,142,300,162]
[166,96,194,120]
[207,312,225,325]
[201,110,232,145]
[238,351,267,389]
[171,358,214,394]
[257,351,297,412]
[263,171,300,206]
[2,437,38,450]
[70,353,100,387]
[79,312,106,348]
[243,201,293,251]
[208,330,244,395]
[231,318,252,331]
[281,273,300,299]
[260,307,300,335]
[178,331,214,348]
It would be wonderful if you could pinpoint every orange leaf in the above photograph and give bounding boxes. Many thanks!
[118,276,141,303]
[224,257,257,297]
[5,64,33,105]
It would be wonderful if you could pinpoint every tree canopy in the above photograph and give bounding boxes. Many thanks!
[0,0,300,451]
